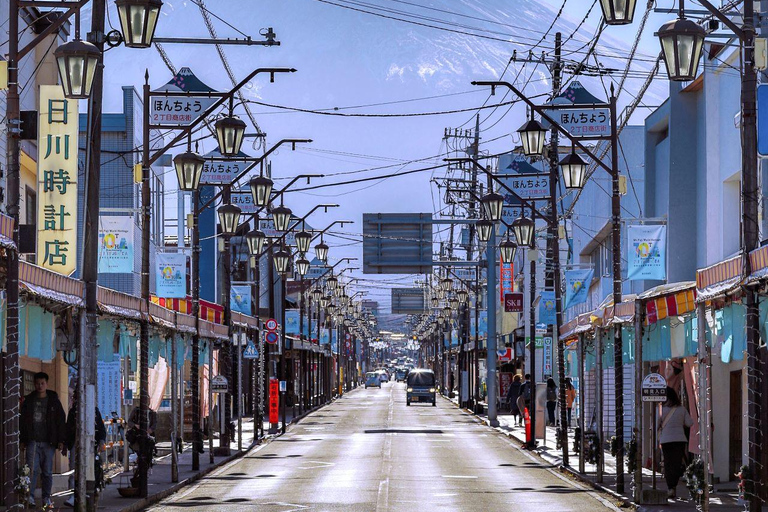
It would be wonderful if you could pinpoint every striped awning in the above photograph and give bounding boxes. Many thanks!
[696,255,743,301]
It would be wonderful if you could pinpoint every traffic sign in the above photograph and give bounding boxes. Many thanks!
[243,341,259,359]
[211,375,228,393]
[265,318,278,331]
[265,331,279,345]
[642,373,668,402]
[504,292,524,312]
[497,348,513,362]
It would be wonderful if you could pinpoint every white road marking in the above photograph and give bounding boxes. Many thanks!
[375,387,394,512]
[442,475,478,479]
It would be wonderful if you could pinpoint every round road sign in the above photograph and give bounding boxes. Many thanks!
[265,331,279,344]
[265,318,278,331]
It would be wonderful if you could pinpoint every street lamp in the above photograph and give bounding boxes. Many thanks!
[315,239,329,263]
[327,276,339,292]
[215,114,247,157]
[512,216,535,248]
[481,191,505,222]
[218,204,242,236]
[658,15,705,82]
[500,236,518,262]
[599,0,637,25]
[431,296,439,308]
[560,150,589,190]
[476,219,494,243]
[295,230,312,254]
[115,0,163,48]
[250,175,274,207]
[441,277,453,292]
[55,38,100,99]
[449,296,459,309]
[274,247,292,274]
[312,288,323,301]
[517,118,548,157]
[457,289,469,303]
[320,294,331,308]
[272,204,292,232]
[245,229,266,255]
[174,151,205,191]
[296,257,310,276]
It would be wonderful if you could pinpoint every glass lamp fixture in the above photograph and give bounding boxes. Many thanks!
[512,216,535,248]
[274,247,292,274]
[599,0,637,25]
[245,229,266,256]
[55,39,100,99]
[249,175,273,207]
[295,230,312,254]
[173,151,205,192]
[499,236,518,262]
[215,114,246,157]
[115,0,163,48]
[271,204,293,232]
[481,191,505,222]
[476,219,494,243]
[658,14,705,82]
[560,149,589,190]
[295,257,310,276]
[217,204,241,236]
[517,118,548,157]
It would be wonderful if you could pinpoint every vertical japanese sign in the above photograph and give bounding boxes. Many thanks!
[230,285,251,315]
[98,216,134,273]
[268,378,279,424]
[542,336,553,377]
[563,268,594,309]
[539,291,556,325]
[627,224,667,281]
[500,256,514,301]
[37,85,78,275]
[155,253,187,298]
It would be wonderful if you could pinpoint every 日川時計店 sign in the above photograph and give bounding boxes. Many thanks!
[37,85,79,275]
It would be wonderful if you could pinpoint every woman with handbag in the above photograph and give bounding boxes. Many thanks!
[659,387,693,499]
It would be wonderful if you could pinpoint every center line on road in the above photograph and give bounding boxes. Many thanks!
[442,475,478,479]
[375,386,395,512]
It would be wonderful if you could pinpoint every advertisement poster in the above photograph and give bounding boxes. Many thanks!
[98,216,134,273]
[539,291,556,325]
[564,268,594,310]
[285,310,300,335]
[230,285,251,315]
[156,253,186,298]
[627,224,667,280]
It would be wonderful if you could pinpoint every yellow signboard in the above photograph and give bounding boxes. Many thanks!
[36,85,78,275]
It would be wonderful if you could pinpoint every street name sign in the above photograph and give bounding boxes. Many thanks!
[641,373,668,402]
[211,375,228,393]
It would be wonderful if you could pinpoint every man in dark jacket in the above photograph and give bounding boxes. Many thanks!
[20,372,66,508]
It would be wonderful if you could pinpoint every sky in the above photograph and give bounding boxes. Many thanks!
[74,0,681,312]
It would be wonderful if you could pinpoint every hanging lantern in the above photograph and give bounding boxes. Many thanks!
[55,39,100,99]
[449,296,459,309]
[481,191,505,222]
[599,0,637,26]
[512,216,535,248]
[271,205,293,232]
[173,151,205,192]
[295,230,312,254]
[431,296,439,308]
[249,175,274,207]
[215,115,247,157]
[274,247,292,274]
[311,288,323,301]
[295,258,310,276]
[560,150,589,190]
[457,289,469,303]
[658,16,706,82]
[517,118,548,156]
[476,219,494,243]
[315,239,329,263]
[217,204,241,236]
[499,237,518,262]
[320,294,331,308]
[245,229,266,256]
[115,0,163,48]
[441,277,453,292]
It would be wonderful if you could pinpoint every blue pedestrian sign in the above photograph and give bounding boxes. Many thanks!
[243,341,259,359]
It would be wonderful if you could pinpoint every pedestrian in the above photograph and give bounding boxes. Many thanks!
[63,395,107,507]
[19,372,66,508]
[546,378,557,426]
[506,374,522,426]
[659,387,693,499]
[565,378,576,428]
[516,374,531,421]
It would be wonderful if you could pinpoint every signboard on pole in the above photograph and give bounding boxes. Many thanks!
[641,373,668,402]
[259,219,296,246]
[542,81,610,138]
[497,348,513,362]
[265,318,278,331]
[627,224,667,281]
[211,375,228,393]
[542,336,553,377]
[539,291,556,325]
[362,213,433,274]
[230,284,251,314]
[504,292,524,312]
[200,149,251,185]
[37,85,79,275]
[150,67,218,126]
[504,174,550,200]
[230,189,258,214]
[243,341,259,359]
[98,216,134,273]
[156,252,187,298]
[265,331,279,345]
[391,288,426,314]
[564,268,594,310]
[268,378,279,424]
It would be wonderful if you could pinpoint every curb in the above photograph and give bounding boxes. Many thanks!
[441,394,636,510]
[117,398,336,512]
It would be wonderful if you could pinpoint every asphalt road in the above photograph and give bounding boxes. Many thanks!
[149,382,619,511]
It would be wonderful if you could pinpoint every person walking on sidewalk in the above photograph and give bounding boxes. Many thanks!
[506,374,523,426]
[546,378,557,426]
[20,372,66,508]
[565,378,576,428]
[63,395,107,507]
[516,374,531,422]
[659,387,693,499]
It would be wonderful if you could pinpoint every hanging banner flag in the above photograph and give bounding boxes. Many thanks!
[499,256,514,301]
[155,253,186,298]
[329,329,336,351]
[627,224,667,281]
[285,309,300,335]
[564,268,594,310]
[230,285,251,315]
[539,291,556,325]
[37,85,79,275]
[98,216,134,273]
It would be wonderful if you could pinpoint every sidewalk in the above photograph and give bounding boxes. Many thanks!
[41,407,308,512]
[446,396,744,511]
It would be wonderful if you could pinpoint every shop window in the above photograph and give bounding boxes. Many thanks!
[22,370,36,397]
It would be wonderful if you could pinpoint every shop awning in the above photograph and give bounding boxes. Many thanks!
[696,255,742,301]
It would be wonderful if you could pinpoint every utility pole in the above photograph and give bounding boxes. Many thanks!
[220,185,233,451]
[80,0,106,509]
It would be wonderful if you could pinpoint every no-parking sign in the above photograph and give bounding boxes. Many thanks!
[265,331,279,345]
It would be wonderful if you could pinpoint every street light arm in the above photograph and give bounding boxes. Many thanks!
[470,80,614,176]
[17,0,89,60]
[695,0,744,39]
[261,204,339,255]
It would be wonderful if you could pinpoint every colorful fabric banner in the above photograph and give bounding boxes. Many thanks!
[98,216,134,273]
[564,268,594,310]
[539,291,556,325]
[285,309,299,335]
[230,285,251,315]
[500,257,514,301]
[155,253,186,298]
[627,224,667,280]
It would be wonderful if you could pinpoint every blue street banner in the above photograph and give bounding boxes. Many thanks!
[155,253,186,298]
[627,224,667,280]
[98,216,134,273]
[539,291,556,325]
[564,268,594,310]
[230,285,251,315]
[285,309,300,335]
[470,310,488,339]
[329,329,336,351]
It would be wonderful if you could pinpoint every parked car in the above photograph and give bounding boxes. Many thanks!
[365,372,381,388]
[406,369,436,406]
